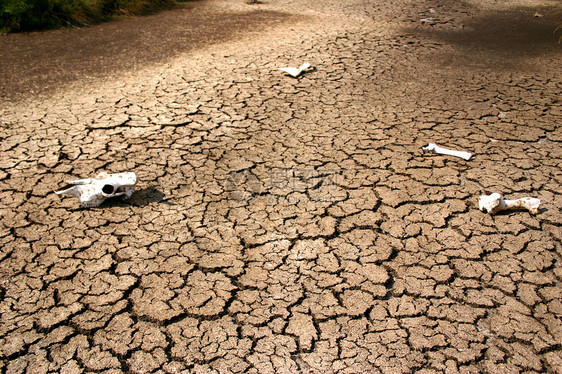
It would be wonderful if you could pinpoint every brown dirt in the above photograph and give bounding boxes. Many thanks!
[0,2,298,101]
[1,0,561,372]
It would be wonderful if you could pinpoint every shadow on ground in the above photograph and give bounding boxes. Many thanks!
[408,5,562,69]
[127,186,174,207]
[0,5,298,101]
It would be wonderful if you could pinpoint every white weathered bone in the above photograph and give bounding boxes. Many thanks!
[56,172,137,208]
[279,63,312,78]
[478,193,541,215]
[422,143,472,160]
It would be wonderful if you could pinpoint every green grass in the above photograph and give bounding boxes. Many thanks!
[0,0,179,33]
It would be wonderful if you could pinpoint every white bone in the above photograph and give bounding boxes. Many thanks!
[422,143,472,160]
[65,178,95,185]
[478,193,541,215]
[56,172,137,208]
[278,63,312,78]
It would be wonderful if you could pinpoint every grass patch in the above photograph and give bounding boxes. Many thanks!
[0,0,183,33]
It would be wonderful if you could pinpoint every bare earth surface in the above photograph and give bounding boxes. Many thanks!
[1,0,562,372]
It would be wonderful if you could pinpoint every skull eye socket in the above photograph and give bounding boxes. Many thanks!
[102,184,115,195]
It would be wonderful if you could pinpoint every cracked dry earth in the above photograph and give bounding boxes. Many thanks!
[1,0,562,373]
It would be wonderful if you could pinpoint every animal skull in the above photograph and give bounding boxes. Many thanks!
[478,193,541,215]
[55,172,137,208]
[422,143,472,161]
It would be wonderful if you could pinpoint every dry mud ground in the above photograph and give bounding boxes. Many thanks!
[1,0,562,372]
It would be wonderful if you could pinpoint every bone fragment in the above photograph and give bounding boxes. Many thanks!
[279,63,312,78]
[56,172,137,208]
[478,193,541,215]
[422,143,472,160]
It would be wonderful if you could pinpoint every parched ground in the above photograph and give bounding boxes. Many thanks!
[1,0,561,373]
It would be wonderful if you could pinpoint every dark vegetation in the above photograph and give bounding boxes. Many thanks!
[0,0,184,32]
